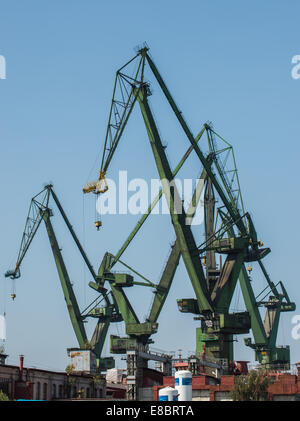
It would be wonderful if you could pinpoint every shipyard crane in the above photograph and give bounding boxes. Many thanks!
[5,184,120,371]
[5,182,192,385]
[6,46,296,400]
[83,45,295,377]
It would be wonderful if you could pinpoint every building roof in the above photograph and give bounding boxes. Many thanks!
[0,362,97,379]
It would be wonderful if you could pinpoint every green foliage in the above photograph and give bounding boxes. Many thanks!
[93,375,103,386]
[65,365,72,374]
[0,390,9,401]
[65,365,76,386]
[230,370,271,401]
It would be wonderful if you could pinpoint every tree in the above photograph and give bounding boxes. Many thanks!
[230,369,271,401]
[65,365,72,375]
[65,364,76,382]
[0,390,9,401]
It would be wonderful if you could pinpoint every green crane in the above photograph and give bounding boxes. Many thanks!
[84,45,295,370]
[6,46,294,377]
[5,184,120,371]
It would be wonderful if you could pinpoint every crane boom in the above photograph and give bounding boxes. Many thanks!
[83,53,147,195]
[5,187,51,279]
[5,185,119,368]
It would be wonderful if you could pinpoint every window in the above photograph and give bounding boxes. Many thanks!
[43,383,47,400]
[36,382,40,400]
[52,384,56,399]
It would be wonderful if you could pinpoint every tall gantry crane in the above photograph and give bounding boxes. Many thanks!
[5,184,120,371]
[5,182,191,380]
[83,45,295,378]
[6,46,296,401]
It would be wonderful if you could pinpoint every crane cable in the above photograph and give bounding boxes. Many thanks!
[1,275,6,314]
[11,279,16,301]
[94,193,102,230]
[82,193,87,307]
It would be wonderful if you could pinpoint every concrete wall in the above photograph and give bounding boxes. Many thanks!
[214,391,232,401]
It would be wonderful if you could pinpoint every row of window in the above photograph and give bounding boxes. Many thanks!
[35,382,102,400]
[35,382,48,400]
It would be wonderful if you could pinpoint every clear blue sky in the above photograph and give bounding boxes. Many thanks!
[0,0,300,372]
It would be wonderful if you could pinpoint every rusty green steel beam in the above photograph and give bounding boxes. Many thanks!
[51,187,112,307]
[43,210,88,348]
[212,252,245,312]
[100,54,146,174]
[110,127,206,270]
[110,284,140,326]
[148,168,207,323]
[218,210,267,345]
[90,316,112,358]
[136,84,212,313]
[51,189,96,280]
[145,52,247,237]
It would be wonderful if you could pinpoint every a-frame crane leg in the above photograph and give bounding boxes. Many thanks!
[90,318,111,363]
[42,209,88,348]
[136,85,212,315]
[204,178,217,293]
[145,52,246,237]
[147,168,207,324]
